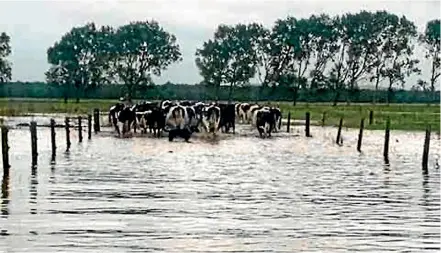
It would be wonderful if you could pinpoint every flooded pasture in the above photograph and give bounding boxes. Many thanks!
[0,115,440,252]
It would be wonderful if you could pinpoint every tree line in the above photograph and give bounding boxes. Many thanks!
[0,81,439,104]
[0,10,439,104]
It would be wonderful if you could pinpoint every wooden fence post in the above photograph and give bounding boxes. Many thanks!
[357,118,364,152]
[383,117,390,164]
[65,117,71,151]
[1,126,10,174]
[321,112,326,127]
[50,119,56,160]
[30,121,38,167]
[369,110,374,125]
[305,112,311,137]
[78,116,83,143]
[286,112,291,133]
[422,125,431,173]
[93,109,100,133]
[336,118,343,145]
[88,114,92,140]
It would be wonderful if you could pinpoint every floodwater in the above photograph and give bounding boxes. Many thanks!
[0,115,440,252]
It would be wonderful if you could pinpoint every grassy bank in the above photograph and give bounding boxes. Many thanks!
[0,98,439,132]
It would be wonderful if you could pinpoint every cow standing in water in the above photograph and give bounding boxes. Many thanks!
[112,106,136,137]
[218,103,235,134]
[165,105,192,142]
[201,105,221,134]
[270,107,282,132]
[255,108,275,138]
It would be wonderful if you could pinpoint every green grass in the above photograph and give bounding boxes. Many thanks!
[0,98,439,132]
[276,102,440,132]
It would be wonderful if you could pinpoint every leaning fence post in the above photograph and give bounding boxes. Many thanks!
[286,112,291,133]
[383,117,390,164]
[422,125,431,173]
[88,114,92,140]
[1,126,10,174]
[30,121,38,167]
[357,118,364,152]
[50,119,56,160]
[65,117,71,151]
[336,118,343,145]
[305,112,311,137]
[93,109,100,133]
[78,116,83,143]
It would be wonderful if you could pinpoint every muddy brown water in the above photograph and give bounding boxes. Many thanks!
[0,115,440,252]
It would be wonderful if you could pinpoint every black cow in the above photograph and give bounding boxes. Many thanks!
[218,103,235,134]
[145,107,165,137]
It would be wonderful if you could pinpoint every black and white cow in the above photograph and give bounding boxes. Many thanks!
[247,104,261,125]
[165,105,192,142]
[218,103,235,134]
[132,101,158,133]
[270,107,282,132]
[112,105,136,137]
[255,108,275,138]
[108,103,125,125]
[237,103,251,124]
[201,104,221,134]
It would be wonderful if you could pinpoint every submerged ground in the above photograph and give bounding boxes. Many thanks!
[0,116,439,252]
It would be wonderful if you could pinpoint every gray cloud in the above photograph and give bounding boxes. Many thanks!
[0,0,439,88]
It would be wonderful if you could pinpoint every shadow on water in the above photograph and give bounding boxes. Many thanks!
[30,167,38,215]
[1,172,10,236]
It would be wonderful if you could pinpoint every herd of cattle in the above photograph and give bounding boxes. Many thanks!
[108,100,283,141]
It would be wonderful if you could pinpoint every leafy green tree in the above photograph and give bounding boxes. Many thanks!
[45,64,70,103]
[109,20,182,99]
[419,19,440,99]
[308,14,339,91]
[0,32,12,83]
[46,23,111,102]
[369,12,420,104]
[195,24,259,102]
[269,16,313,105]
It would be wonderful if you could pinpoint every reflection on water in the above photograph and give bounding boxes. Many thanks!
[30,167,38,215]
[1,173,9,236]
[0,125,439,252]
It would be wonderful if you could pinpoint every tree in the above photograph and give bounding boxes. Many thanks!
[195,23,259,102]
[269,16,312,105]
[0,32,12,83]
[195,39,225,100]
[109,20,182,100]
[46,23,111,102]
[45,64,70,103]
[308,14,339,92]
[419,19,440,100]
[369,12,420,104]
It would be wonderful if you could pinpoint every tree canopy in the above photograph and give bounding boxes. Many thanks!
[0,32,12,84]
[45,20,182,101]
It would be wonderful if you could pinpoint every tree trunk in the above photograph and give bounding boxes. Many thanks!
[228,83,234,104]
[292,86,298,106]
[373,74,380,104]
[333,90,340,106]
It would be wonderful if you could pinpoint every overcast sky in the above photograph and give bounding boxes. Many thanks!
[0,0,439,88]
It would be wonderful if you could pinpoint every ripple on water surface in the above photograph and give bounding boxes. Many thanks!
[0,125,440,252]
